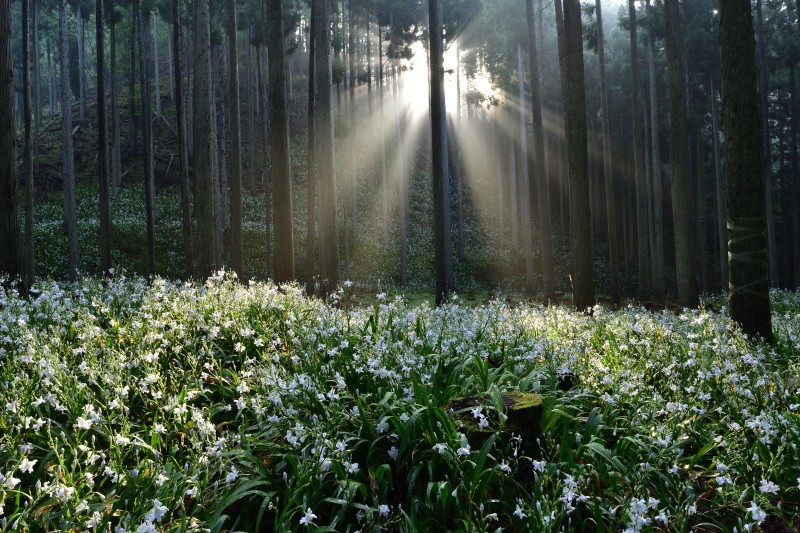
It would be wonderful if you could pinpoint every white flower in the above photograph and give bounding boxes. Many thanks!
[747,501,766,523]
[388,446,398,460]
[19,458,37,473]
[433,443,448,454]
[457,444,471,456]
[137,522,158,533]
[532,460,546,473]
[75,417,92,430]
[226,466,239,483]
[379,504,390,517]
[299,507,317,526]
[87,511,103,528]
[185,487,197,497]
[513,504,526,519]
[148,499,168,522]
[759,479,779,494]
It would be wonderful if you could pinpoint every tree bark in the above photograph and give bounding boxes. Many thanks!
[594,0,618,304]
[563,0,594,311]
[138,0,156,277]
[526,0,554,303]
[227,0,244,279]
[269,0,295,283]
[98,0,111,275]
[32,0,40,177]
[129,8,138,155]
[173,0,193,279]
[390,13,407,287]
[153,13,161,118]
[379,18,388,245]
[645,0,665,301]
[755,0,778,288]
[710,72,726,292]
[517,43,535,293]
[664,0,698,308]
[77,7,86,123]
[1,0,23,288]
[60,0,79,281]
[628,0,650,300]
[429,0,453,305]
[306,0,317,295]
[111,17,122,193]
[22,0,35,290]
[718,0,773,340]
[247,38,256,194]
[791,66,800,289]
[193,0,219,278]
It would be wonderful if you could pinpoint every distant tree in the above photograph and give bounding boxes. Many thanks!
[193,0,219,278]
[0,0,23,288]
[593,0,619,305]
[645,0,665,301]
[269,0,295,283]
[664,0,698,308]
[629,0,650,300]
[755,0,778,288]
[526,0,556,304]
[563,0,594,311]
[61,0,79,281]
[23,0,35,290]
[228,0,244,279]
[306,0,317,295]
[173,0,193,279]
[137,0,156,277]
[718,0,773,340]
[429,0,453,305]
[316,0,340,294]
[97,0,111,274]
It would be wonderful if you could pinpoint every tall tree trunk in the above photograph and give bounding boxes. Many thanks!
[791,66,800,289]
[755,0,778,288]
[596,0,620,304]
[526,0,554,303]
[77,7,86,123]
[47,37,54,114]
[258,44,269,190]
[0,0,22,286]
[645,0,664,300]
[454,43,465,261]
[97,0,111,274]
[269,0,295,283]
[429,0,453,304]
[227,0,244,278]
[379,19,388,245]
[664,0,698,308]
[173,0,193,278]
[718,0,773,340]
[138,0,156,276]
[391,13,407,288]
[711,72,726,292]
[60,0,79,281]
[247,38,256,193]
[316,0,339,293]
[563,0,594,311]
[129,9,138,154]
[509,111,518,251]
[193,0,218,278]
[32,0,40,177]
[153,13,161,118]
[517,43,535,293]
[167,18,174,101]
[22,0,35,290]
[306,0,317,295]
[111,18,122,193]
[629,0,649,300]
[346,0,356,274]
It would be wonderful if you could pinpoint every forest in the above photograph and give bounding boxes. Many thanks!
[1,0,800,531]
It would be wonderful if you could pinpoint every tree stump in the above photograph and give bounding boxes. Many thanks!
[447,391,542,457]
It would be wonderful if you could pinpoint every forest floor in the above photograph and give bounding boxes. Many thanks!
[1,273,800,531]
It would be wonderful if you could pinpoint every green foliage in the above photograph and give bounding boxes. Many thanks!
[1,274,800,531]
